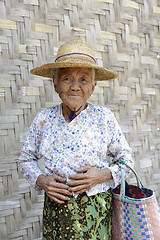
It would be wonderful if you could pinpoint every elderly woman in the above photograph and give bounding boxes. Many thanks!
[19,40,133,240]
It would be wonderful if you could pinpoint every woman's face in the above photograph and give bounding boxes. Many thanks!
[54,67,96,111]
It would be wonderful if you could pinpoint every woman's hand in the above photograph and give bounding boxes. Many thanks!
[36,174,72,204]
[67,166,112,194]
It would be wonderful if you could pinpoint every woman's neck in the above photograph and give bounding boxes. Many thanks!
[62,103,88,122]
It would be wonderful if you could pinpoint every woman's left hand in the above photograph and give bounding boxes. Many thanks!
[67,166,112,194]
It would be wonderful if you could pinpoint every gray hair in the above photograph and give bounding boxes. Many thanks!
[53,69,58,84]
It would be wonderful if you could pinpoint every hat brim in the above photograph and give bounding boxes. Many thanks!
[30,62,118,81]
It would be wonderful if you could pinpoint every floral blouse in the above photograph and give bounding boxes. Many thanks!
[19,103,133,196]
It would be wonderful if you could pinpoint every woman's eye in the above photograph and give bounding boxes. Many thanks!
[63,77,70,81]
[81,78,87,83]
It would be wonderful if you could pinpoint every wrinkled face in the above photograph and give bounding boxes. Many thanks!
[54,67,96,111]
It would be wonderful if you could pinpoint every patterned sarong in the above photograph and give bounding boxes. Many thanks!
[42,189,112,240]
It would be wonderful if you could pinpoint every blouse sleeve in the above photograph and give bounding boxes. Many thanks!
[18,111,46,191]
[106,111,134,189]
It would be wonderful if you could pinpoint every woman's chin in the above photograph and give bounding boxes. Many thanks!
[67,104,83,111]
[64,100,86,111]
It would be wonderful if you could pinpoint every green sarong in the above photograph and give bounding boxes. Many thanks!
[42,189,112,240]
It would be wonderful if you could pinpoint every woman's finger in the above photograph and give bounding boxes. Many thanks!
[69,184,90,193]
[53,174,67,183]
[47,179,69,189]
[47,186,72,196]
[69,173,87,180]
[54,182,70,189]
[67,179,88,186]
[48,191,71,201]
[75,165,91,173]
[47,194,66,204]
[73,188,90,194]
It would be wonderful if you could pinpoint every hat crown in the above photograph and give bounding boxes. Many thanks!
[56,40,95,60]
[30,39,118,81]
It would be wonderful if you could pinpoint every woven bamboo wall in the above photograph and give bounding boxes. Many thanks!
[0,0,160,239]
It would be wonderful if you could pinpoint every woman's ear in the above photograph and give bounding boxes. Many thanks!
[53,72,59,93]
[54,81,58,93]
[92,81,97,92]
[53,69,58,93]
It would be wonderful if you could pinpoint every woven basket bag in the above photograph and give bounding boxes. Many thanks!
[112,161,160,240]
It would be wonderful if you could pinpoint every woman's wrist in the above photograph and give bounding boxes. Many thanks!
[99,168,113,183]
[36,174,46,189]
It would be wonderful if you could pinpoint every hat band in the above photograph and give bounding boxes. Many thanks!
[55,52,96,63]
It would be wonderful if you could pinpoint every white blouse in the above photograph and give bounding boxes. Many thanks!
[19,103,133,196]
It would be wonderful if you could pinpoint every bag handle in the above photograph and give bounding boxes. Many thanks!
[111,159,144,201]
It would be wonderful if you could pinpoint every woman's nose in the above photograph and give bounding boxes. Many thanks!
[70,81,80,91]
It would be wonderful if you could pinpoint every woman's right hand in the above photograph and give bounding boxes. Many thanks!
[36,174,72,204]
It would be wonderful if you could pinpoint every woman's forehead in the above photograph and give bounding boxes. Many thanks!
[57,67,93,76]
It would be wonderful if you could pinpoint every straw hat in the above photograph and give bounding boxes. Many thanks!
[30,40,118,81]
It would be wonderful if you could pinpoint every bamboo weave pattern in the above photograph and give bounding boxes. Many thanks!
[0,0,160,239]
